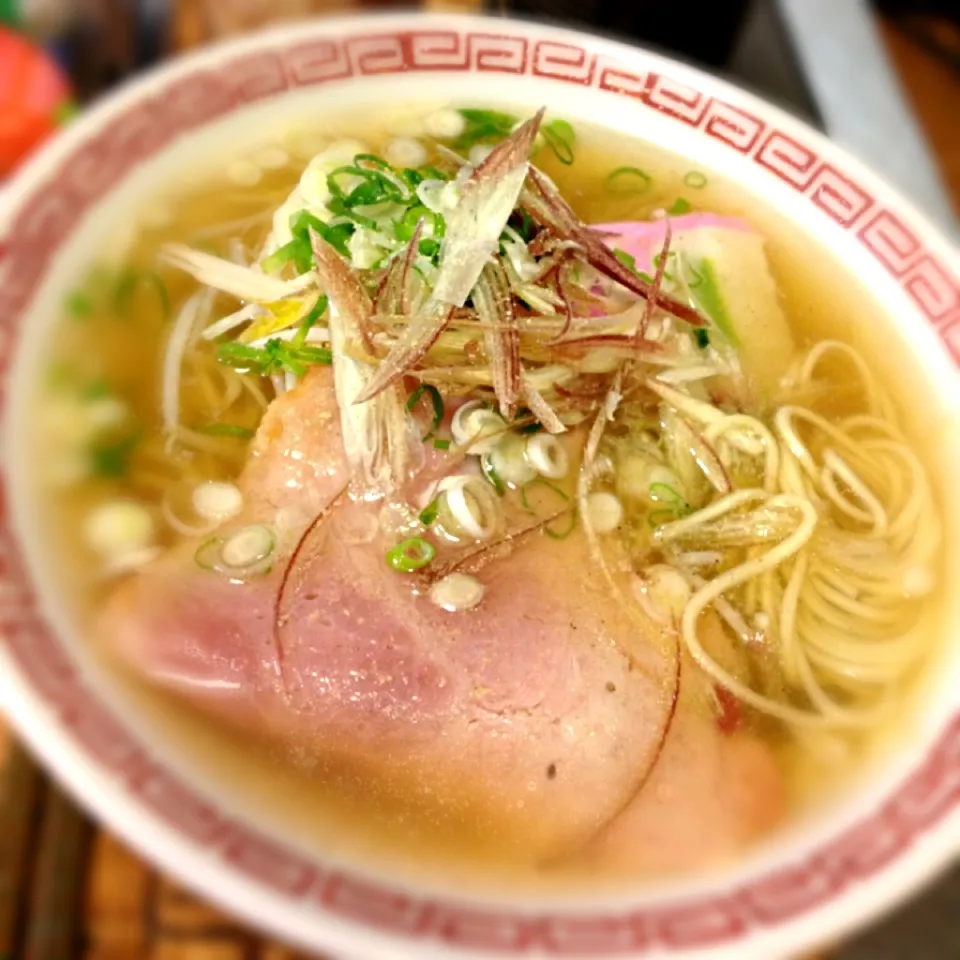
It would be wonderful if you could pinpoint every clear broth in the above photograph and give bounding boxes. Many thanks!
[34,111,949,891]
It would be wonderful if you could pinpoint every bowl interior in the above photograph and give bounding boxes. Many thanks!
[1,13,959,960]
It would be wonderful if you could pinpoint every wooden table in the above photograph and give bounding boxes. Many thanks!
[1,9,958,960]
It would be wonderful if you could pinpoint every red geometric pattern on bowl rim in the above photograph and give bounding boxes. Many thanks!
[0,25,959,956]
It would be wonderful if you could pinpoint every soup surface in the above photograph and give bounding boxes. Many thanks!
[33,106,945,890]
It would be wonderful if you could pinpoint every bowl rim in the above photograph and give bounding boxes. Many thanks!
[1,11,959,960]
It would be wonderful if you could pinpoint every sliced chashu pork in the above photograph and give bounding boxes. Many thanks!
[103,368,784,871]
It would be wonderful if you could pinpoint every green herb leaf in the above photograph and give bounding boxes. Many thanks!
[694,327,710,349]
[668,197,692,215]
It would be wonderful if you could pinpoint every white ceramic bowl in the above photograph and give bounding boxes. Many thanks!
[1,13,959,960]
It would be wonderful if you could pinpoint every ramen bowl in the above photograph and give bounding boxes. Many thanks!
[1,12,958,960]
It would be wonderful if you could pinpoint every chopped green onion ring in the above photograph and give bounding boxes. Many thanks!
[386,536,436,572]
[406,383,445,439]
[542,119,575,165]
[683,171,708,189]
[520,477,569,513]
[606,166,652,194]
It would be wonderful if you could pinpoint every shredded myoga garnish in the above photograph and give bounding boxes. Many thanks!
[51,105,941,751]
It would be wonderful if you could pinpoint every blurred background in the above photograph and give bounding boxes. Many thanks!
[1,0,958,958]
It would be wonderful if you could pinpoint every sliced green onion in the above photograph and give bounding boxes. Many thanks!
[606,166,652,194]
[386,536,436,572]
[264,210,353,273]
[694,328,710,349]
[325,195,378,229]
[80,378,112,401]
[437,475,501,541]
[459,108,518,126]
[683,171,708,188]
[685,260,706,289]
[514,407,543,435]
[545,510,578,540]
[648,508,677,529]
[419,498,440,526]
[291,294,329,348]
[194,423,256,440]
[262,237,309,275]
[90,431,141,478]
[512,210,535,243]
[418,165,448,181]
[433,438,451,450]
[613,248,638,273]
[66,290,94,318]
[520,477,569,513]
[114,269,170,319]
[522,479,577,539]
[217,342,269,370]
[667,197,692,215]
[648,481,686,505]
[480,452,506,496]
[353,152,392,170]
[289,345,332,365]
[327,165,405,206]
[525,433,569,479]
[216,336,331,377]
[400,168,425,190]
[542,119,575,165]
[689,257,738,346]
[489,432,536,487]
[195,524,275,578]
[406,384,445,439]
[396,204,444,242]
[453,108,518,149]
[452,402,506,454]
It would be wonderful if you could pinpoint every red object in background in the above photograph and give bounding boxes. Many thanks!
[0,26,73,177]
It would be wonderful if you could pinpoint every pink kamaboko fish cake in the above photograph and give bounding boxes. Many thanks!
[39,106,941,885]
